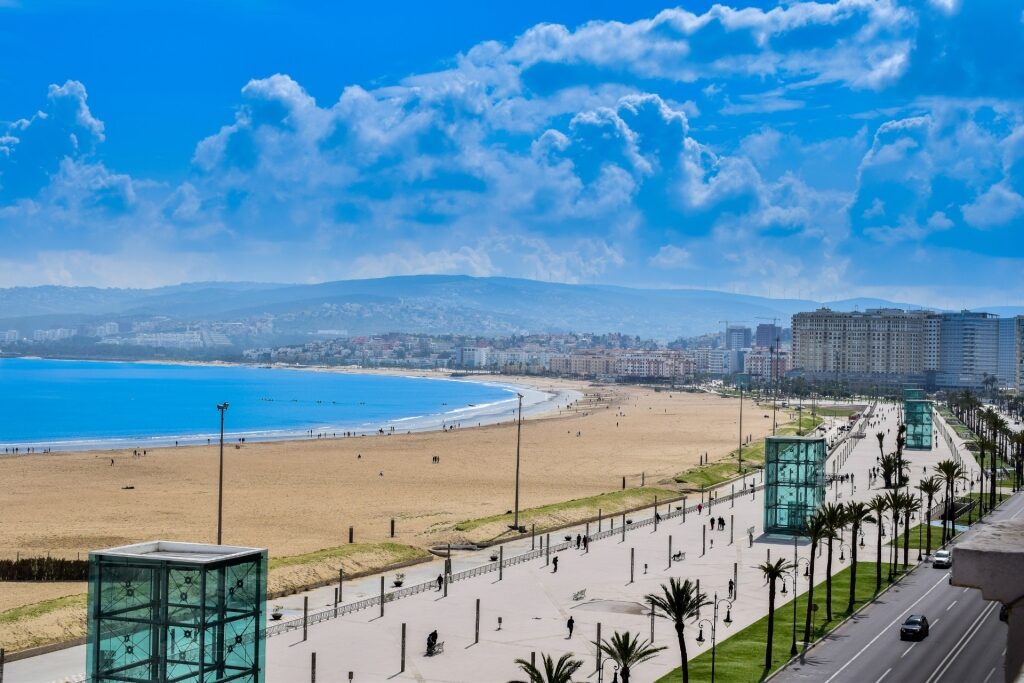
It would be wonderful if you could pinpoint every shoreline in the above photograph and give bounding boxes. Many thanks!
[0,357,580,453]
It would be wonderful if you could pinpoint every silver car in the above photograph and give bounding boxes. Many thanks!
[933,549,952,568]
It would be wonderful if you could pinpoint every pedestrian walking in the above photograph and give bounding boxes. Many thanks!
[436,574,443,591]
[583,536,589,551]
[576,534,581,549]
[728,579,735,597]
[553,556,559,573]
[567,616,574,639]
[709,519,714,530]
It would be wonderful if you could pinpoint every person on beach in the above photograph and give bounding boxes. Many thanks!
[566,616,574,639]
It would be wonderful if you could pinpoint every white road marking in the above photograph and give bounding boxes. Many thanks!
[875,668,892,683]
[823,572,951,683]
[924,601,997,683]
[983,667,997,683]
[962,587,970,593]
[946,600,957,611]
[901,643,916,658]
[931,618,939,627]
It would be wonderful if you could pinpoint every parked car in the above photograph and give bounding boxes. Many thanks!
[900,614,930,640]
[933,549,952,568]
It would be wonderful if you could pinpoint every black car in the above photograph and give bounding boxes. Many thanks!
[900,614,930,640]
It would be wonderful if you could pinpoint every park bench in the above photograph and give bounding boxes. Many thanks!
[572,589,586,601]
[426,641,445,656]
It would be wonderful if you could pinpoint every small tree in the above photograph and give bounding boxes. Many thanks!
[593,631,666,683]
[510,653,583,683]
[646,578,709,683]
[758,557,795,670]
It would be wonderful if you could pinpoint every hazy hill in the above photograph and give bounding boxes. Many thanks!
[0,275,1020,340]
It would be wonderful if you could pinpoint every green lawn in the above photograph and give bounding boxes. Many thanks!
[673,415,821,488]
[812,406,861,417]
[453,486,678,535]
[267,542,427,572]
[888,492,1010,550]
[655,562,879,683]
[0,593,86,625]
[674,461,759,488]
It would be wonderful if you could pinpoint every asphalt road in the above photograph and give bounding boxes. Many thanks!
[774,491,1024,683]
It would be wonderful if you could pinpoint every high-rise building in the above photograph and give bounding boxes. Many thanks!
[791,308,938,384]
[755,323,782,349]
[997,317,1017,388]
[1017,316,1024,392]
[938,311,1000,389]
[726,325,752,350]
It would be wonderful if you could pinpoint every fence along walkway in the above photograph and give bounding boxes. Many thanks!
[265,480,765,638]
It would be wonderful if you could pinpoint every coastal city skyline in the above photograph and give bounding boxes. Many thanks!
[2,1,1024,309]
[2,3,1022,682]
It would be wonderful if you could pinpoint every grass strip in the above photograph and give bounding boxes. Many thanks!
[673,415,822,488]
[454,486,678,536]
[0,593,86,626]
[655,562,881,683]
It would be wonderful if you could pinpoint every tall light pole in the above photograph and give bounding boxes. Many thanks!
[696,592,733,683]
[512,393,523,531]
[216,402,229,545]
[738,382,744,473]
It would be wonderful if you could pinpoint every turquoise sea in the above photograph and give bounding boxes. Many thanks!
[0,357,519,450]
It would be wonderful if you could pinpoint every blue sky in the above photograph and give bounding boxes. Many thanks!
[1,0,1022,308]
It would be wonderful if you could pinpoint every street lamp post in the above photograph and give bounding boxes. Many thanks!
[792,556,811,656]
[512,393,524,531]
[216,402,229,545]
[696,592,734,683]
[738,383,744,474]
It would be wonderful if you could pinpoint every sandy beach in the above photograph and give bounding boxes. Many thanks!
[0,376,777,641]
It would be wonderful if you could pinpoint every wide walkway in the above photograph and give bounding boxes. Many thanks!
[7,400,977,683]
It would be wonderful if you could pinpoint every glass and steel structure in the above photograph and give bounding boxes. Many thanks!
[87,541,267,683]
[764,436,826,536]
[904,386,932,451]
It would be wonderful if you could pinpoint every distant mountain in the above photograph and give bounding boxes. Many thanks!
[1,276,1021,340]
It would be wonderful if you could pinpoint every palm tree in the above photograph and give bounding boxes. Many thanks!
[883,490,903,581]
[646,578,709,683]
[511,653,583,683]
[844,501,874,612]
[758,557,795,670]
[820,502,846,621]
[867,494,888,593]
[934,459,965,544]
[894,423,907,488]
[917,477,942,557]
[900,491,920,569]
[802,510,829,648]
[594,631,666,683]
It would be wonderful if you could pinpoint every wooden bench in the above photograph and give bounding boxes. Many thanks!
[572,589,586,601]
[426,641,445,656]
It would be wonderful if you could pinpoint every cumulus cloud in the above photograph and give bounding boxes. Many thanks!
[1,1,1023,302]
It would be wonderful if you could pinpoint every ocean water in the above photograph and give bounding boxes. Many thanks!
[0,358,519,450]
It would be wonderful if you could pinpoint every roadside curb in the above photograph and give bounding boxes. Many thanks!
[764,561,921,681]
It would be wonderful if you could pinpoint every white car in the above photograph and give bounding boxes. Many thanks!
[933,549,952,568]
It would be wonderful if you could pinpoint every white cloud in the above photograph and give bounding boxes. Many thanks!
[650,245,691,268]
[961,183,1024,227]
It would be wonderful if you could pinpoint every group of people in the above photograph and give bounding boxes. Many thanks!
[426,629,440,655]
[574,533,590,550]
[708,516,726,531]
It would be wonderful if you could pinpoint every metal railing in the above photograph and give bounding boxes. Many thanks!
[263,480,766,639]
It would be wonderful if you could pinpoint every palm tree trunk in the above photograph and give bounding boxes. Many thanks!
[622,665,630,683]
[875,524,882,593]
[803,542,817,646]
[676,622,688,683]
[902,508,910,569]
[766,578,776,669]
[825,537,834,621]
[925,495,933,556]
[848,524,858,613]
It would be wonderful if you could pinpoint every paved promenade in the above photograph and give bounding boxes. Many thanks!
[7,400,981,682]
